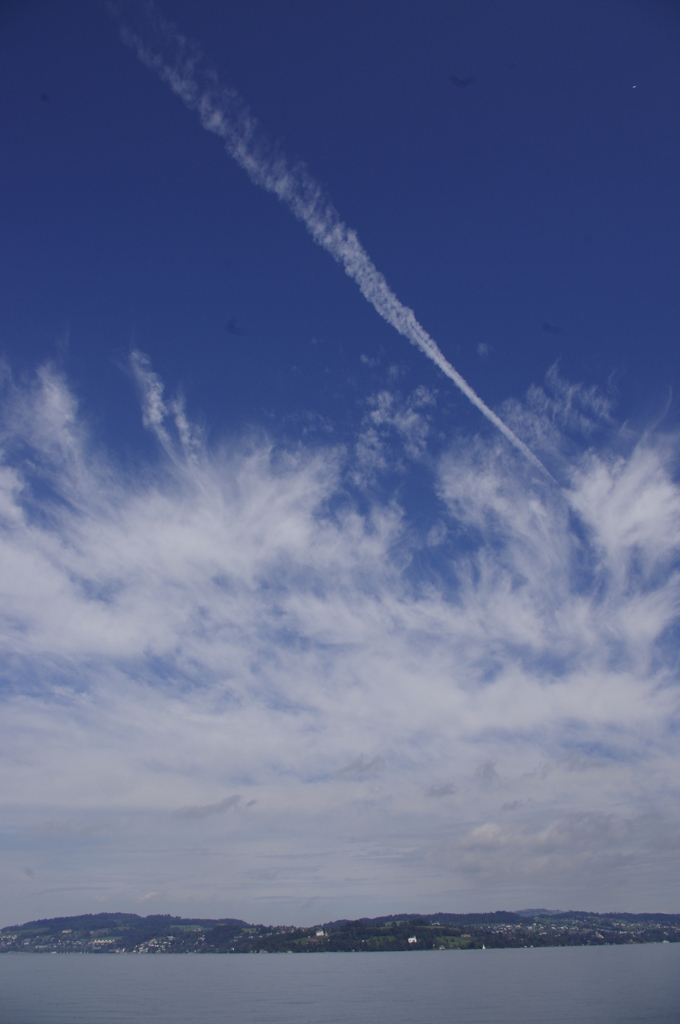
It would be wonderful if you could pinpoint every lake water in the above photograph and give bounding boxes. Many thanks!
[1,944,679,1024]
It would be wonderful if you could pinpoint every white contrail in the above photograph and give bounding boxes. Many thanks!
[116,3,548,475]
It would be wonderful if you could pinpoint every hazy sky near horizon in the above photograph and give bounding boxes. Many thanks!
[1,0,679,927]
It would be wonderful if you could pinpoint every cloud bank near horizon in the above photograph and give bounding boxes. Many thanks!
[1,356,678,923]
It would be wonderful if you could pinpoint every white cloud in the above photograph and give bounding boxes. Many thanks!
[0,358,679,924]
[354,387,435,480]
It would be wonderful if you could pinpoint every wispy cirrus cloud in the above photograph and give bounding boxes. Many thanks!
[0,356,678,923]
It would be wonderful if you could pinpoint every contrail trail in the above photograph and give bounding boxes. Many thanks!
[115,2,548,475]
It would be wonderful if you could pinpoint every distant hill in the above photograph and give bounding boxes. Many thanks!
[2,910,679,954]
[516,908,561,917]
[4,913,248,933]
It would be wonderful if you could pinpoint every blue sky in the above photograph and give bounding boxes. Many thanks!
[1,0,679,926]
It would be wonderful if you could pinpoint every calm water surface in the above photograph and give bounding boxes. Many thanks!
[1,944,679,1024]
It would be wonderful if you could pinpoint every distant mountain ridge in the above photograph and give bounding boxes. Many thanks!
[4,913,249,933]
[2,910,679,954]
